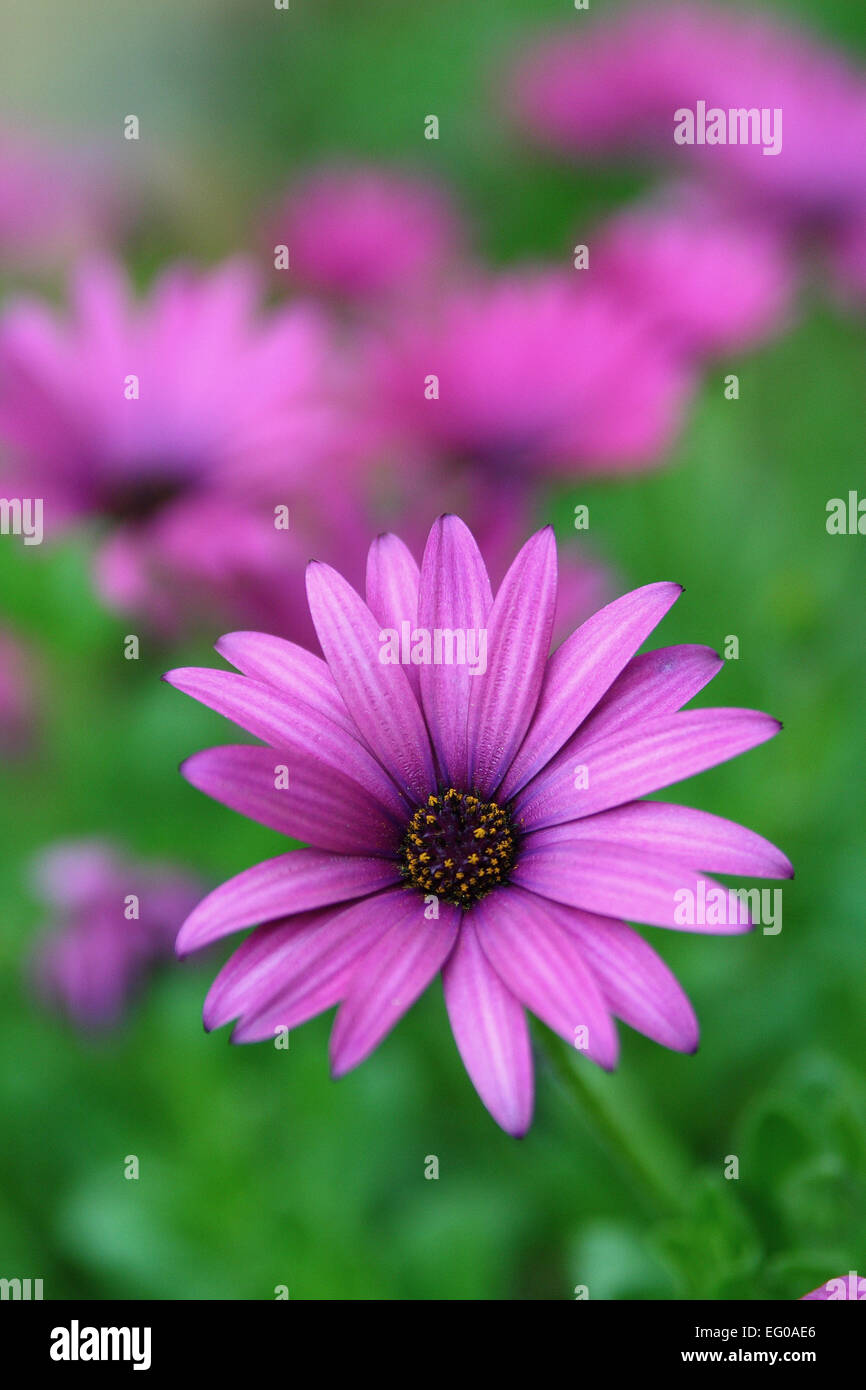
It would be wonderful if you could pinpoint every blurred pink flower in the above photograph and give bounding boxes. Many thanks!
[0,258,360,635]
[0,257,350,519]
[592,188,798,356]
[29,840,204,1031]
[66,439,607,651]
[369,269,695,478]
[0,134,121,273]
[508,3,866,225]
[94,491,371,648]
[268,164,464,303]
[0,628,36,754]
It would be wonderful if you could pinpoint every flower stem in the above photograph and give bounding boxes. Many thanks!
[540,1031,691,1218]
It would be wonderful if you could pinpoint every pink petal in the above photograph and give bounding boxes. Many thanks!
[516,708,782,831]
[204,890,399,1034]
[472,886,619,1067]
[571,644,724,747]
[163,666,408,822]
[468,526,557,796]
[555,905,699,1052]
[180,744,402,855]
[501,582,682,799]
[365,532,422,697]
[442,919,534,1136]
[538,801,793,878]
[214,631,356,735]
[306,561,435,804]
[203,905,339,1030]
[330,893,460,1076]
[418,514,493,785]
[176,850,399,956]
[512,840,751,933]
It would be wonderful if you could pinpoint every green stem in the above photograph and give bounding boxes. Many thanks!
[540,1031,692,1219]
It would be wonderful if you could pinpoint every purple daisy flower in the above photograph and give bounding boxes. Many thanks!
[165,516,790,1136]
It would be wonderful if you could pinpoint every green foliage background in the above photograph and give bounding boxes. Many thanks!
[0,0,864,1299]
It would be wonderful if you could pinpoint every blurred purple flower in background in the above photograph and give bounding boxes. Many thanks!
[592,186,797,356]
[368,269,695,479]
[29,840,204,1031]
[0,257,351,516]
[0,627,37,755]
[97,485,395,650]
[267,163,465,304]
[164,516,790,1136]
[508,3,866,229]
[0,257,359,635]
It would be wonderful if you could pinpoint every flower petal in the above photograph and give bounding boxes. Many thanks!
[204,890,400,1034]
[536,801,793,878]
[214,631,356,735]
[571,643,724,747]
[442,919,534,1136]
[555,905,699,1052]
[512,840,751,933]
[501,582,682,799]
[472,886,619,1067]
[516,708,782,830]
[180,745,401,855]
[176,850,399,956]
[306,561,435,803]
[468,526,558,796]
[163,666,408,821]
[203,905,337,1030]
[418,514,494,784]
[330,892,460,1076]
[366,532,422,696]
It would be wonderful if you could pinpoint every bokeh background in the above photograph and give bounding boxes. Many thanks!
[0,0,864,1300]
